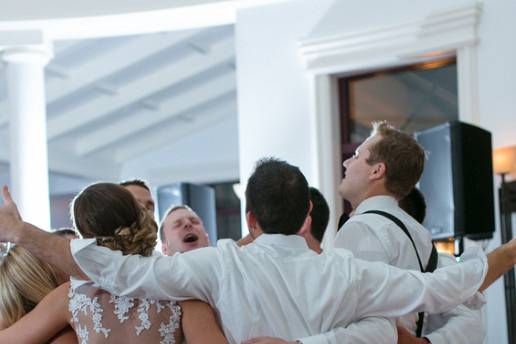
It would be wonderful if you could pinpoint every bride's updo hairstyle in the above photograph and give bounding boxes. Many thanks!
[71,183,157,256]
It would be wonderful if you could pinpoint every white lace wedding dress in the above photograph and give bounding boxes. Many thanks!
[68,279,182,344]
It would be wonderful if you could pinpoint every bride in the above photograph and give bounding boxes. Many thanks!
[0,182,227,344]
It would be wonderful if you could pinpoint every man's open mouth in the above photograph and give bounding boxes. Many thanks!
[183,233,199,243]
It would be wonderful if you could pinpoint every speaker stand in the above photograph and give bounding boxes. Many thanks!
[454,237,464,256]
[499,176,516,344]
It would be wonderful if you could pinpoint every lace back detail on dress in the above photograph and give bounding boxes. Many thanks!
[69,284,182,344]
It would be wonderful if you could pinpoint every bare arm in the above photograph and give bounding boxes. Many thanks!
[179,300,228,344]
[0,282,72,344]
[17,223,86,279]
[480,239,516,292]
[49,327,78,344]
[0,186,87,279]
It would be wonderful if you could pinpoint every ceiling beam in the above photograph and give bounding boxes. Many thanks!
[114,98,237,163]
[0,30,201,127]
[146,160,240,186]
[47,36,234,140]
[47,147,121,180]
[75,71,236,156]
[0,143,120,180]
[53,40,84,55]
[47,30,201,103]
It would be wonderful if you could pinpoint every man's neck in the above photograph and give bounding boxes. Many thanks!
[351,188,397,210]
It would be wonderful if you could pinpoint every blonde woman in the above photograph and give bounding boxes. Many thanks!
[0,246,77,343]
[0,183,227,344]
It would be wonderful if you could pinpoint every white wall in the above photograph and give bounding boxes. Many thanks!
[476,1,516,343]
[236,0,335,186]
[235,0,516,343]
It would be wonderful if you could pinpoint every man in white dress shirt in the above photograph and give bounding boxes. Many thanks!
[397,188,484,344]
[0,159,515,344]
[334,122,484,343]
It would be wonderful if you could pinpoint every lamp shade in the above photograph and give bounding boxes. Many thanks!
[493,145,516,174]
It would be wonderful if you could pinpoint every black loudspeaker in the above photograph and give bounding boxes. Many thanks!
[157,182,218,245]
[415,121,495,240]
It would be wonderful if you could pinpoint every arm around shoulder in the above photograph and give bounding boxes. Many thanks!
[298,316,397,344]
[179,300,228,344]
[49,327,78,344]
[0,282,71,344]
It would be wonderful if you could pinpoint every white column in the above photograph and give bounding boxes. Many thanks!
[2,46,52,229]
[307,74,343,250]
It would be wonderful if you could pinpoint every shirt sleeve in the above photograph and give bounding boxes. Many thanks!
[349,246,488,319]
[70,239,222,304]
[299,317,396,344]
[423,253,486,344]
[424,305,484,344]
[334,220,393,263]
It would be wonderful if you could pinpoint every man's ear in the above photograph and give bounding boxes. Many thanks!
[298,214,312,235]
[298,200,313,235]
[370,162,386,180]
[246,211,255,229]
[161,241,169,256]
[246,211,260,238]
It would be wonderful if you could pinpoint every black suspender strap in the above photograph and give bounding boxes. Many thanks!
[363,210,424,270]
[426,243,438,273]
[361,210,438,337]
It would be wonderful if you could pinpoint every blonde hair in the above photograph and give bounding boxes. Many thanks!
[367,121,426,198]
[0,246,58,327]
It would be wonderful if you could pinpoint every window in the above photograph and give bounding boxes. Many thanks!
[338,58,458,212]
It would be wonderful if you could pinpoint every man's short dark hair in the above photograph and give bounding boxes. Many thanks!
[245,158,309,235]
[309,187,329,243]
[399,187,427,224]
[119,179,150,192]
[159,205,192,241]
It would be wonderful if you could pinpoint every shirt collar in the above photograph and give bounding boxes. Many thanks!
[253,233,309,250]
[70,276,91,289]
[355,195,399,214]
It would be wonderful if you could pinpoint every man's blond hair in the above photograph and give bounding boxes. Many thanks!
[367,121,425,198]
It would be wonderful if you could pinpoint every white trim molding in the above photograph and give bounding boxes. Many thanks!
[307,74,342,249]
[0,2,236,41]
[457,46,480,125]
[298,2,482,75]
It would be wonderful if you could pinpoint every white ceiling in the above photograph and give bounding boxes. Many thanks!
[0,0,230,21]
[0,24,238,182]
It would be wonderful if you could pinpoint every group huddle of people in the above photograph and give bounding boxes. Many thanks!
[0,121,515,344]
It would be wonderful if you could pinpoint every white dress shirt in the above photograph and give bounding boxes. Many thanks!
[71,233,487,344]
[334,195,485,342]
[424,253,485,344]
[335,196,433,271]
